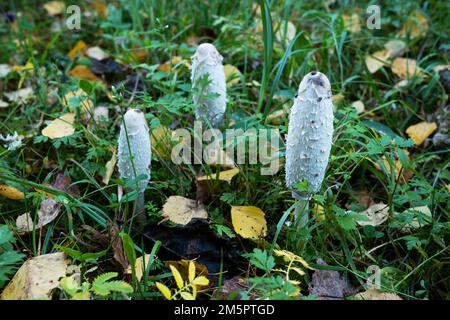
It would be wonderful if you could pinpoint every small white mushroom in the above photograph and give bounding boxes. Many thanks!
[285,71,334,226]
[191,43,226,128]
[118,109,151,217]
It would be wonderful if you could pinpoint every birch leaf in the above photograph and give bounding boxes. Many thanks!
[224,64,242,86]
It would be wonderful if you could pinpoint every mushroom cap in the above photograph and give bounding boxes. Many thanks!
[298,71,331,100]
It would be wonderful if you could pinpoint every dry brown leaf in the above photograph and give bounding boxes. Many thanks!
[231,206,267,239]
[162,196,208,225]
[69,65,102,82]
[0,185,25,200]
[374,149,412,183]
[406,121,437,145]
[365,50,390,74]
[197,168,240,184]
[43,1,65,16]
[357,203,389,227]
[354,288,402,300]
[397,10,428,39]
[41,113,75,139]
[68,40,87,60]
[391,58,423,79]
[0,252,70,300]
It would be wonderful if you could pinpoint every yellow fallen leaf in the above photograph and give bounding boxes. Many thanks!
[41,113,75,139]
[43,1,65,16]
[0,252,70,300]
[91,0,108,19]
[342,14,361,33]
[365,50,390,74]
[102,149,117,185]
[0,185,25,200]
[68,40,87,60]
[354,288,402,300]
[151,125,173,160]
[275,20,296,44]
[69,65,102,82]
[224,64,242,86]
[332,93,345,104]
[312,204,325,222]
[162,196,208,225]
[395,206,432,233]
[433,65,450,73]
[197,168,240,184]
[357,203,389,227]
[62,89,94,114]
[391,58,423,79]
[397,10,428,39]
[405,121,437,145]
[155,282,172,300]
[231,206,267,239]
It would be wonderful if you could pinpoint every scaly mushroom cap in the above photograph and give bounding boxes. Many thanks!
[118,109,151,193]
[191,43,226,128]
[285,71,334,196]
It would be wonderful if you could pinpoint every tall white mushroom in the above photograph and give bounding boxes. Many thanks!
[285,71,334,227]
[118,109,151,221]
[191,43,226,128]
